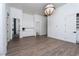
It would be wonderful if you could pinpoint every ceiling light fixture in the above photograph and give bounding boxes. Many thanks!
[44,4,55,16]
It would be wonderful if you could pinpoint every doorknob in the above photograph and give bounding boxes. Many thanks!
[73,31,76,33]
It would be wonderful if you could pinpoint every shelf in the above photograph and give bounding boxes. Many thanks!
[76,27,79,28]
[76,19,79,20]
[76,17,79,19]
[76,14,79,30]
[76,23,79,25]
[76,20,79,22]
[76,16,79,17]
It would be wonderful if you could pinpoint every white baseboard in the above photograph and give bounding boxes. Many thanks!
[0,51,7,56]
[48,35,76,43]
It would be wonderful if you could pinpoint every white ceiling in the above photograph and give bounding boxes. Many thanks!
[7,3,66,15]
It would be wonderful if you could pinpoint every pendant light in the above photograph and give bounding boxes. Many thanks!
[44,4,55,16]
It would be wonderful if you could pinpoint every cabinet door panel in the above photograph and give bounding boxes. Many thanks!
[65,14,76,43]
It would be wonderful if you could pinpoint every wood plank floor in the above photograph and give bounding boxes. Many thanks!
[7,36,79,56]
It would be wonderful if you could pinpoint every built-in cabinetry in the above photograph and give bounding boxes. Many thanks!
[76,13,79,30]
[76,13,79,43]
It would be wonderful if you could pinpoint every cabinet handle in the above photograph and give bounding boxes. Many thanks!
[73,31,76,33]
[12,29,14,31]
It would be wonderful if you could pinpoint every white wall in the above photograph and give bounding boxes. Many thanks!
[9,7,46,38]
[0,3,7,55]
[22,13,47,37]
[34,14,47,35]
[22,13,36,37]
[48,3,79,43]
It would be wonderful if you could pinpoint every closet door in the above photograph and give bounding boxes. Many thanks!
[65,14,76,43]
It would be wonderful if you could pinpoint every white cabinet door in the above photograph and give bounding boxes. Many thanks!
[76,31,79,42]
[22,29,35,37]
[65,14,76,43]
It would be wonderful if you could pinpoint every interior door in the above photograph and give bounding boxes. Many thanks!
[36,21,40,35]
[16,19,20,36]
[65,14,76,43]
[12,18,20,39]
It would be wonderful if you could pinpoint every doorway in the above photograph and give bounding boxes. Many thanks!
[12,18,20,39]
